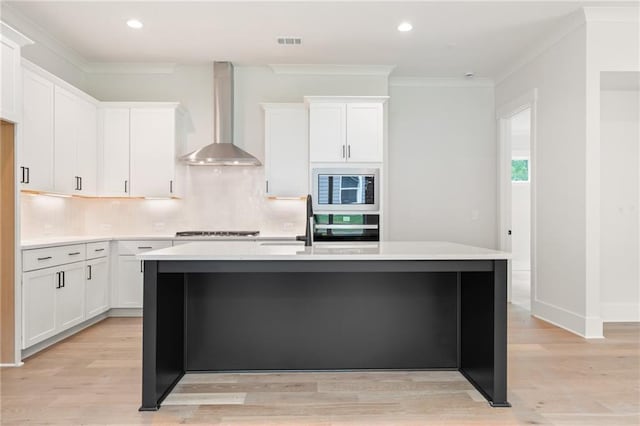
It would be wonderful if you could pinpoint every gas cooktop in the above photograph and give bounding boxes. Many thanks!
[175,231,260,238]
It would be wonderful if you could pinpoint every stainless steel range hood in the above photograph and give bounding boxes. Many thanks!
[180,62,261,166]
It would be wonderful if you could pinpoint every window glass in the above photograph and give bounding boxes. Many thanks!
[512,159,529,182]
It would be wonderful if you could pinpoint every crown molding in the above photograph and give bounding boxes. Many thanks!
[0,21,33,47]
[494,9,587,86]
[83,62,177,74]
[1,3,90,72]
[269,64,395,76]
[389,77,494,88]
[583,6,640,23]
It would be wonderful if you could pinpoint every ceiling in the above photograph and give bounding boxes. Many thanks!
[3,1,636,78]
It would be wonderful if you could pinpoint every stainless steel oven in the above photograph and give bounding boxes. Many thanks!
[313,214,380,242]
[312,168,379,212]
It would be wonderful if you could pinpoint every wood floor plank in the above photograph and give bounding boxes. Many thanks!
[1,305,638,425]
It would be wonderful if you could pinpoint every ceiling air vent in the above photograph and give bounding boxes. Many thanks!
[277,37,302,45]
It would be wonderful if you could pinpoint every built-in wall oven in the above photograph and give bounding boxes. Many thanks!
[312,168,379,212]
[313,214,380,242]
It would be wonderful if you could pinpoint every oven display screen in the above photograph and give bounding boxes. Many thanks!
[317,175,375,205]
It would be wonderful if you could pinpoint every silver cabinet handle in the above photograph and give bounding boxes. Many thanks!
[348,145,351,158]
[170,180,173,194]
[137,246,152,249]
[124,180,128,193]
[56,272,61,289]
[68,252,81,256]
[87,265,92,280]
[94,248,105,252]
[342,145,345,158]
[140,261,144,273]
[37,256,52,261]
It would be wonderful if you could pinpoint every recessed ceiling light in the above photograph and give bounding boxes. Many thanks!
[397,22,413,32]
[126,19,143,29]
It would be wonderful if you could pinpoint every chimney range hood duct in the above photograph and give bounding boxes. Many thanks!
[180,62,261,166]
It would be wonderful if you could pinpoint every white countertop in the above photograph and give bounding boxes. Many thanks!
[21,234,297,250]
[137,241,510,261]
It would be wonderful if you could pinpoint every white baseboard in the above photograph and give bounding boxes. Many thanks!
[0,362,24,367]
[22,313,109,359]
[601,302,640,322]
[108,308,142,317]
[532,299,603,338]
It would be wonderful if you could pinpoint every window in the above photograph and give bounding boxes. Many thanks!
[512,159,529,182]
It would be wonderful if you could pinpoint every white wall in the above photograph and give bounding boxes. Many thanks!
[600,89,640,322]
[387,83,496,247]
[585,14,640,329]
[496,25,591,336]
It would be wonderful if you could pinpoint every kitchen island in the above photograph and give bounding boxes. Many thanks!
[138,241,511,410]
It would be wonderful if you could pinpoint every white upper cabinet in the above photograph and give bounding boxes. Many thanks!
[1,24,31,122]
[345,103,384,162]
[307,97,387,164]
[129,107,177,198]
[53,86,79,194]
[98,108,130,196]
[263,103,309,197]
[309,103,346,162]
[76,97,98,195]
[99,103,184,198]
[54,86,98,196]
[21,67,55,191]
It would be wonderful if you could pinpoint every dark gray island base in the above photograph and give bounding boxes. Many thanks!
[140,259,510,410]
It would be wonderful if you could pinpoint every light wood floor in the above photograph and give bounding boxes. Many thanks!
[1,305,638,425]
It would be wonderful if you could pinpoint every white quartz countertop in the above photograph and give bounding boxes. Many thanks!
[137,241,510,261]
[21,234,297,250]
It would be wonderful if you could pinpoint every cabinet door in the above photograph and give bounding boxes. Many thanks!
[75,98,97,195]
[85,257,109,318]
[21,68,55,191]
[346,103,383,162]
[56,262,85,330]
[1,35,20,122]
[99,108,130,196]
[22,268,58,348]
[264,105,309,197]
[130,108,175,197]
[116,256,143,308]
[309,103,346,163]
[54,86,79,194]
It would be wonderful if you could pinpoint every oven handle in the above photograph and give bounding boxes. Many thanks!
[314,224,379,230]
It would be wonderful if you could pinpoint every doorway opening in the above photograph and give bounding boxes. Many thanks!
[1,120,16,364]
[510,108,532,311]
[497,89,537,315]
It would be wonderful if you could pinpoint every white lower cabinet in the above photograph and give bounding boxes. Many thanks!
[22,261,85,349]
[22,268,58,348]
[114,240,172,308]
[22,241,111,351]
[56,262,86,330]
[115,256,144,308]
[85,257,109,318]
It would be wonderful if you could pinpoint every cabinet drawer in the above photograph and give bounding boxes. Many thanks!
[86,241,110,259]
[117,240,172,255]
[23,244,86,272]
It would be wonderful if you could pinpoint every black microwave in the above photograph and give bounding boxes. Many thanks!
[311,168,379,212]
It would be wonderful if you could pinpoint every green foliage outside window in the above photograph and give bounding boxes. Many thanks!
[512,159,529,182]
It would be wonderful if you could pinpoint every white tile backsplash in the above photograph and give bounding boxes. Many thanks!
[21,167,307,239]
